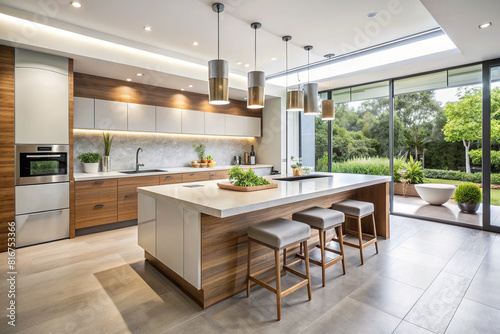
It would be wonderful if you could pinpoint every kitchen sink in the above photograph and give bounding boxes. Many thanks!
[274,175,332,181]
[120,169,168,174]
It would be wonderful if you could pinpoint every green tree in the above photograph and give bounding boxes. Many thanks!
[394,91,441,160]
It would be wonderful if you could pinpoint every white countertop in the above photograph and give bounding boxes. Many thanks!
[74,164,273,181]
[137,173,391,218]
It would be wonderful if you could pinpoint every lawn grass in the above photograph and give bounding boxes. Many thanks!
[424,178,500,206]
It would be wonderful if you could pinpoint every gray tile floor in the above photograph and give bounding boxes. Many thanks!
[1,215,499,334]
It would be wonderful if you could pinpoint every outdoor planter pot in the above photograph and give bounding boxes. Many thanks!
[458,202,480,213]
[415,183,456,205]
[393,182,420,197]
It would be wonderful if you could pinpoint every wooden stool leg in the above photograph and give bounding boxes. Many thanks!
[247,239,252,297]
[275,249,282,321]
[303,240,312,301]
[319,229,326,287]
[283,248,287,267]
[337,225,346,275]
[371,213,379,254]
[358,217,364,265]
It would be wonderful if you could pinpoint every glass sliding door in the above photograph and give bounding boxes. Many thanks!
[486,63,500,231]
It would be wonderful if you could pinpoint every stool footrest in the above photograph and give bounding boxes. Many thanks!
[283,265,308,280]
[281,280,309,298]
[248,276,276,294]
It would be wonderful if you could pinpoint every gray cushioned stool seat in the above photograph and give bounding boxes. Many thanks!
[331,200,374,217]
[292,207,344,229]
[248,218,311,249]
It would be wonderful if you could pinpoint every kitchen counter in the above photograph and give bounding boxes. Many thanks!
[73,164,273,181]
[137,173,390,309]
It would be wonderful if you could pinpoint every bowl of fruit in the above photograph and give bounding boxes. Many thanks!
[191,160,200,168]
[207,155,216,168]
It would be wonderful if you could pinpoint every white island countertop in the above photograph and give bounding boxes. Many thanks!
[74,164,273,181]
[137,173,391,218]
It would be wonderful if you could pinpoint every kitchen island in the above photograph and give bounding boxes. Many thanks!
[137,173,390,308]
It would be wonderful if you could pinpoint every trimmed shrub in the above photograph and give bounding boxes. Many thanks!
[424,169,500,185]
[331,157,407,182]
[453,182,482,204]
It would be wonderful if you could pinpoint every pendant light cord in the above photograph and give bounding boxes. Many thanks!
[285,40,288,94]
[254,28,257,71]
[307,49,310,83]
[217,7,220,60]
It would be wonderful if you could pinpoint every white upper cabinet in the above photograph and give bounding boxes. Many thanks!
[73,97,95,129]
[246,116,261,137]
[94,99,127,130]
[15,49,69,144]
[156,107,182,133]
[204,113,226,135]
[225,114,246,136]
[181,109,205,134]
[127,103,155,132]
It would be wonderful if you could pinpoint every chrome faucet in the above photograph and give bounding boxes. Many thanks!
[135,148,144,172]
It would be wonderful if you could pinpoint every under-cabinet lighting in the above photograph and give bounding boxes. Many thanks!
[73,128,256,139]
[126,78,132,81]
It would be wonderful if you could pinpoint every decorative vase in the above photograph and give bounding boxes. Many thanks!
[83,162,99,173]
[292,167,303,176]
[458,202,480,213]
[102,156,111,172]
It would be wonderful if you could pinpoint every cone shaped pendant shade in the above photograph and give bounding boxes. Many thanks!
[247,22,265,109]
[208,3,229,105]
[303,45,319,115]
[321,100,335,120]
[283,35,303,111]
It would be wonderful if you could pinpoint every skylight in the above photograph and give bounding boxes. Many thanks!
[266,31,459,88]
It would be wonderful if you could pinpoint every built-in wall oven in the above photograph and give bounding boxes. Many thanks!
[15,144,69,185]
[15,144,70,247]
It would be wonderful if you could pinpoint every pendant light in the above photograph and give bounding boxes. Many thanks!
[322,53,336,120]
[303,45,319,115]
[208,3,229,105]
[283,36,303,111]
[247,22,265,109]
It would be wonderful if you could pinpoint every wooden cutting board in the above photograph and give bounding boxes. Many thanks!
[217,181,278,192]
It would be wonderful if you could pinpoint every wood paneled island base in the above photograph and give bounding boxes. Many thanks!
[139,178,389,309]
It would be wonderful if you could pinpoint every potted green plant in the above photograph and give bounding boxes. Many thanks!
[453,182,482,213]
[77,152,102,173]
[290,156,303,176]
[102,132,113,172]
[193,143,206,167]
[393,156,424,197]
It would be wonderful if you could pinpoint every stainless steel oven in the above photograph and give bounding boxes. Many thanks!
[15,144,69,185]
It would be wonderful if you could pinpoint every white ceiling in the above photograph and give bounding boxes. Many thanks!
[0,0,499,99]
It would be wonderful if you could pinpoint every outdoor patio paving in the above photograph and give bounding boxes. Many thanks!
[393,195,500,228]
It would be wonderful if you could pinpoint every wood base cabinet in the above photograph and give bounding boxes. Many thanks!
[75,179,117,229]
[118,175,159,221]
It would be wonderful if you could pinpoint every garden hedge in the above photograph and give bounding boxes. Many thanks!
[424,169,500,185]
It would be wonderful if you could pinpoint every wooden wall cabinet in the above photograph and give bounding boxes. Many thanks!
[117,175,159,222]
[128,103,156,132]
[74,97,95,129]
[75,179,117,229]
[94,99,127,130]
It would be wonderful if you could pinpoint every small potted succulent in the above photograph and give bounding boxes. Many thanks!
[453,182,482,213]
[290,156,303,176]
[77,152,102,173]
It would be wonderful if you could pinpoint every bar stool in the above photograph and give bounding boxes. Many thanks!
[331,200,378,265]
[247,218,312,321]
[292,207,346,287]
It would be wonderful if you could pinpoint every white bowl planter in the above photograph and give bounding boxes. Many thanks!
[83,162,99,173]
[414,184,456,205]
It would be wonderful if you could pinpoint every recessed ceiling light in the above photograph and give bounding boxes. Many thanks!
[70,1,82,8]
[126,78,132,82]
[270,57,277,61]
[243,97,247,100]
[367,12,377,18]
[136,73,143,76]
[192,41,199,46]
[244,63,250,67]
[144,26,152,31]
[181,88,185,91]
[236,61,242,65]
[188,84,193,88]
[478,22,492,29]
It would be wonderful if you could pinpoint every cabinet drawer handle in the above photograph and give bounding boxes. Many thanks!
[190,173,195,176]
[94,204,104,208]
[124,194,136,198]
[210,174,215,176]
[165,176,173,179]
[94,181,104,184]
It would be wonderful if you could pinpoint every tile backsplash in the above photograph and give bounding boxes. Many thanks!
[74,131,257,172]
